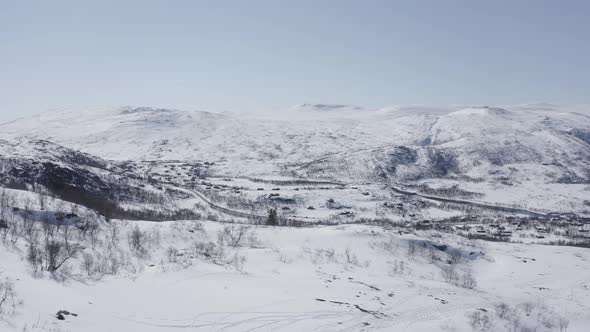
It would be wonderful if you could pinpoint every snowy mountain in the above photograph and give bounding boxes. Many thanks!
[0,139,203,220]
[2,106,590,332]
[1,105,589,212]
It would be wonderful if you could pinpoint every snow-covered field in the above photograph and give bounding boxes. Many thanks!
[2,218,590,332]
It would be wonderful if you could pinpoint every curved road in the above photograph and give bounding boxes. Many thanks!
[390,185,547,217]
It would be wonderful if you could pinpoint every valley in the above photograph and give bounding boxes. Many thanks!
[0,105,589,331]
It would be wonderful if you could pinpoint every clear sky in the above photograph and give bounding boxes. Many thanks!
[1,0,589,121]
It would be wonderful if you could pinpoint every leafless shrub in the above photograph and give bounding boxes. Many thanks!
[390,260,406,276]
[217,226,259,248]
[467,310,492,331]
[38,194,46,211]
[491,300,566,332]
[0,277,22,319]
[558,316,570,332]
[448,251,463,265]
[80,252,95,276]
[278,252,293,264]
[166,246,179,263]
[194,241,225,263]
[106,222,119,248]
[192,221,205,232]
[229,252,247,272]
[44,240,78,272]
[344,247,359,266]
[377,236,399,255]
[440,319,457,332]
[310,248,337,264]
[407,241,416,261]
[440,264,459,284]
[511,316,521,332]
[53,263,75,283]
[26,232,42,273]
[427,246,439,263]
[494,302,510,320]
[93,247,125,276]
[540,312,557,329]
[520,301,536,316]
[86,220,100,249]
[460,270,477,289]
[128,225,147,256]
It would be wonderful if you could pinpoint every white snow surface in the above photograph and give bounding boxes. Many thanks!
[1,104,589,212]
[2,219,590,332]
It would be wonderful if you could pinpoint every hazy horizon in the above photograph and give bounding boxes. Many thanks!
[1,0,589,121]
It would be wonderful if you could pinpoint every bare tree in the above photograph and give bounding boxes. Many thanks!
[86,220,100,249]
[460,271,477,289]
[217,226,253,247]
[128,225,146,256]
[80,252,95,277]
[427,246,438,263]
[20,198,35,242]
[44,240,79,272]
[441,264,459,284]
[106,222,119,248]
[558,316,569,332]
[494,302,510,320]
[0,277,22,319]
[38,194,47,211]
[467,310,491,332]
[26,231,42,273]
[407,241,416,261]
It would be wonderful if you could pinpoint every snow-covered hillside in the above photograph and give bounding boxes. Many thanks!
[1,105,590,332]
[2,215,590,332]
[2,105,589,178]
[1,104,589,212]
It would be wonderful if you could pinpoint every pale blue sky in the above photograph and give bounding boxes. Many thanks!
[1,0,589,121]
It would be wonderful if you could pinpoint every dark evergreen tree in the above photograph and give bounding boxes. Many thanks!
[266,208,278,226]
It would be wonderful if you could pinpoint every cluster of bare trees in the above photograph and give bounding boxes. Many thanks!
[467,301,570,332]
[3,187,260,280]
[14,200,85,277]
[217,225,261,248]
[401,239,478,289]
[0,189,136,279]
[162,224,260,273]
[440,264,477,289]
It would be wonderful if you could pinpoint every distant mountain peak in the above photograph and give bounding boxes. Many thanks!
[118,106,177,114]
[289,103,366,112]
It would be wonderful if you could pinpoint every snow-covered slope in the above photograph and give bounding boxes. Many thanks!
[1,106,590,332]
[2,219,590,331]
[0,139,205,220]
[1,105,589,210]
